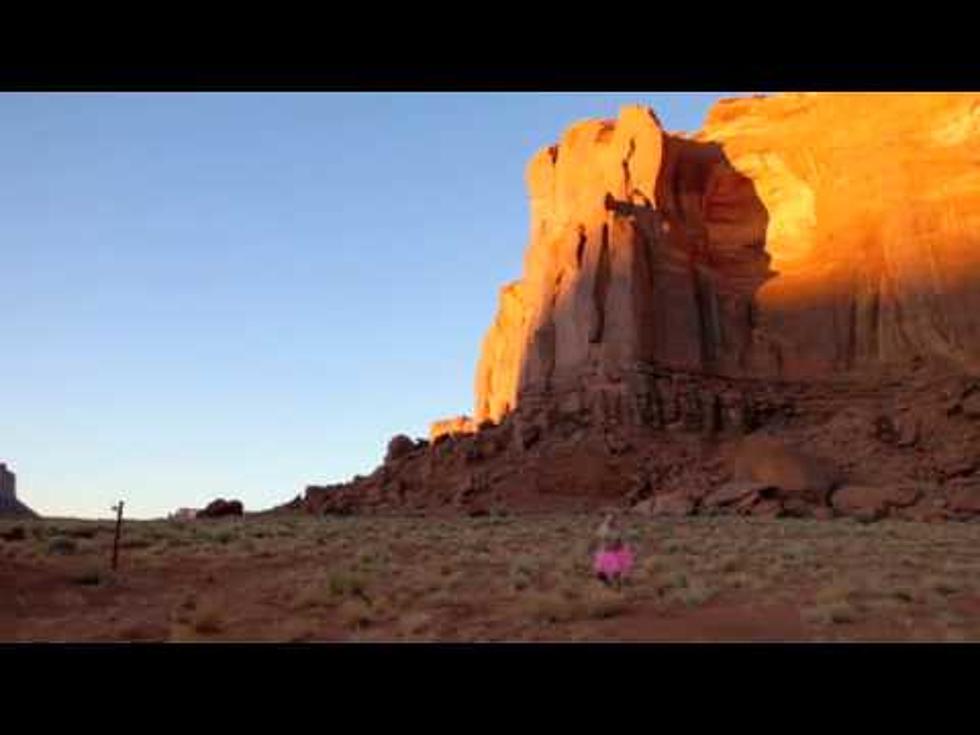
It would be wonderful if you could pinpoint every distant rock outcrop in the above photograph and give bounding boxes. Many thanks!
[0,463,38,518]
[197,498,244,519]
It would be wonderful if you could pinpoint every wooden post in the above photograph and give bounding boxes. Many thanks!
[111,501,124,571]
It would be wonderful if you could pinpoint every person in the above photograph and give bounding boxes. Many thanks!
[592,512,635,590]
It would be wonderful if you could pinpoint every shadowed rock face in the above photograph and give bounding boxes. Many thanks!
[475,94,980,426]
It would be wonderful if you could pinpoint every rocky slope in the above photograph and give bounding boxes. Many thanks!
[302,93,980,522]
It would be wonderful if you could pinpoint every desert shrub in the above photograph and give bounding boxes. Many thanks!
[328,571,368,599]
[0,525,26,542]
[583,589,629,619]
[717,554,743,574]
[802,600,857,625]
[812,581,856,606]
[676,579,717,607]
[47,537,77,555]
[890,587,915,603]
[70,566,102,586]
[522,591,584,624]
[659,571,688,593]
[509,555,538,591]
[65,527,97,539]
[624,527,644,545]
[397,611,433,636]
[511,554,536,575]
[723,571,757,591]
[337,599,374,630]
[120,538,152,549]
[924,575,959,596]
[214,530,236,545]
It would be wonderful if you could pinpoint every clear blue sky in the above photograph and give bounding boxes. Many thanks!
[0,92,728,519]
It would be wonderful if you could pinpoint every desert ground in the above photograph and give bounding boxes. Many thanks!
[2,513,980,642]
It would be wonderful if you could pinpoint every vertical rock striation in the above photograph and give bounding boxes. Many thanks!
[474,94,980,427]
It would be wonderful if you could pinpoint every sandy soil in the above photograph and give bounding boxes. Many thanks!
[2,513,979,642]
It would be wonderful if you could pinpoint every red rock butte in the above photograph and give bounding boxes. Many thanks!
[459,93,980,433]
[306,93,980,522]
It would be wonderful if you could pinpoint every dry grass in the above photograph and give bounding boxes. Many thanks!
[7,513,980,641]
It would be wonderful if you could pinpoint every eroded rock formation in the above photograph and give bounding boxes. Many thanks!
[296,94,980,523]
[476,94,980,429]
[0,462,37,519]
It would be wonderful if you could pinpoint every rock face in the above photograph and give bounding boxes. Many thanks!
[0,463,15,504]
[290,94,980,524]
[732,435,842,504]
[0,463,38,518]
[385,434,418,462]
[429,416,477,441]
[831,484,922,520]
[475,94,980,427]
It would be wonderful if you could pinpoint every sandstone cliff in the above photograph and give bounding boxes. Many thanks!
[302,94,980,524]
[475,93,980,427]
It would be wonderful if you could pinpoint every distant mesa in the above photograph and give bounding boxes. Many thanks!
[0,463,39,518]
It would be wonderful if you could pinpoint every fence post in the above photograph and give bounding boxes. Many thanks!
[111,501,124,571]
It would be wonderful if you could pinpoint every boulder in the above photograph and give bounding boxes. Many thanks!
[650,493,696,517]
[780,498,814,518]
[519,425,541,450]
[941,457,977,481]
[750,499,784,518]
[703,480,775,510]
[897,499,950,523]
[385,434,416,463]
[811,506,835,521]
[631,498,654,515]
[962,393,980,419]
[733,435,842,503]
[831,484,922,518]
[947,482,980,514]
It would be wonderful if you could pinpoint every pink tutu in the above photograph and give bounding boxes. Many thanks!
[593,545,635,578]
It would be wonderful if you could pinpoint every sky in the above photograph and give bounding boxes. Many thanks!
[0,92,730,519]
